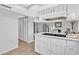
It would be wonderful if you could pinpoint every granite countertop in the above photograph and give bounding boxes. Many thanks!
[34,32,79,42]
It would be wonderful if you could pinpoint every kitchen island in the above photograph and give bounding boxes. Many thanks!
[35,32,79,55]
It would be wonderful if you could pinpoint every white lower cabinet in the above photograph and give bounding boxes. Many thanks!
[35,35,79,55]
[51,38,66,55]
[66,40,77,55]
[35,35,50,55]
[35,35,66,55]
[76,42,79,55]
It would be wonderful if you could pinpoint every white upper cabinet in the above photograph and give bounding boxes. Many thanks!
[39,8,53,20]
[54,4,66,14]
[39,4,67,21]
[39,4,79,21]
[68,4,79,14]
[52,4,66,17]
[67,4,79,21]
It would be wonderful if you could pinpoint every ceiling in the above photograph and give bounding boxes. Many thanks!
[17,4,52,11]
[22,4,58,11]
[0,4,58,17]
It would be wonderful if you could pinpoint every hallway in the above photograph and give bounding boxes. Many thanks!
[2,40,38,55]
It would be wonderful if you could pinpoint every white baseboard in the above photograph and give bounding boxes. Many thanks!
[0,46,18,55]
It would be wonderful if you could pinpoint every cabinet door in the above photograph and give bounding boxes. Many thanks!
[19,19,25,40]
[55,4,66,13]
[67,4,79,21]
[35,35,50,55]
[54,4,66,17]
[35,35,41,53]
[68,4,79,14]
[66,40,77,55]
[76,42,79,55]
[51,38,66,55]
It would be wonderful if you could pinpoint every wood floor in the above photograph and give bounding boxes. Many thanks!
[2,39,38,55]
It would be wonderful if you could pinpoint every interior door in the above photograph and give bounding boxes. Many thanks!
[18,19,24,40]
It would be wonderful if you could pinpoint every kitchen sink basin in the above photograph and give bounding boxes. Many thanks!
[42,33,66,37]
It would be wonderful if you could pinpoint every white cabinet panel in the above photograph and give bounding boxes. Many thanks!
[51,38,66,55]
[76,42,79,55]
[54,4,66,13]
[35,36,41,53]
[68,4,79,14]
[67,4,79,21]
[35,35,50,55]
[66,40,77,55]
[38,43,50,55]
[53,45,65,55]
[53,39,66,47]
[35,35,79,55]
[66,46,76,55]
